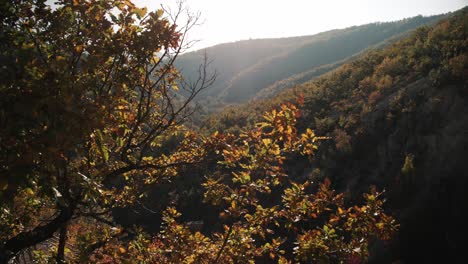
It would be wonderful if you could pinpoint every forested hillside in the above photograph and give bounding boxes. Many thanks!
[177,14,446,111]
[202,7,468,262]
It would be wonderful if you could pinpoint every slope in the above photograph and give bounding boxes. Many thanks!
[201,7,468,262]
[176,14,446,111]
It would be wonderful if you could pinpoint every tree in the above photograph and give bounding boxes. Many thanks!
[74,102,397,263]
[0,0,214,262]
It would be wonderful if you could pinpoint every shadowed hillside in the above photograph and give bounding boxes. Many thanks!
[177,14,446,111]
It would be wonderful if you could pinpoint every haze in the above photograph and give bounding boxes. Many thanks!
[133,0,466,51]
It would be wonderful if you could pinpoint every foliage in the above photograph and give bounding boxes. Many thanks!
[73,103,397,263]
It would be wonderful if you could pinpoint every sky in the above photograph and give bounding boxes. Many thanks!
[133,0,467,51]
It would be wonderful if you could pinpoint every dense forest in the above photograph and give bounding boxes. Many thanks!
[0,0,467,263]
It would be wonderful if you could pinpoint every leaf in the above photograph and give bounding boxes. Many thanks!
[142,156,153,162]
[329,215,339,223]
[102,146,109,162]
[262,138,272,146]
[269,252,276,259]
[25,188,34,195]
[233,171,251,184]
[134,7,147,18]
[119,247,127,254]
[110,13,118,23]
[338,207,344,215]
[156,9,164,17]
[95,130,109,162]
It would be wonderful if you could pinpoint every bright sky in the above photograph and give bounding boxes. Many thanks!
[134,0,467,51]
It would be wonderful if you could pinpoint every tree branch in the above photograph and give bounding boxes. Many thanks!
[103,160,201,183]
[213,223,234,264]
[0,201,77,263]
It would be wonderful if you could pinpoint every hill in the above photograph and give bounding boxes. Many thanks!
[201,7,468,262]
[177,14,446,111]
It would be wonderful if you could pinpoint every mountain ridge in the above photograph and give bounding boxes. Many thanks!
[176,13,448,111]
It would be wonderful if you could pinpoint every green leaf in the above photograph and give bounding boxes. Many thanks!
[323,225,329,232]
[110,13,118,23]
[102,146,109,162]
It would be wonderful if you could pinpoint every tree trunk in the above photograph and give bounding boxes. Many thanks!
[56,223,68,263]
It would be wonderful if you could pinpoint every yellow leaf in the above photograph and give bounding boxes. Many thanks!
[262,138,272,146]
[156,9,164,17]
[338,207,344,215]
[134,7,147,18]
[142,156,153,162]
[153,55,160,63]
[119,247,127,254]
[25,188,34,195]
